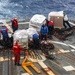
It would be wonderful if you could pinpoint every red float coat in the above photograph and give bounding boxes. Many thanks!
[13,43,20,53]
[13,43,21,63]
[12,19,18,27]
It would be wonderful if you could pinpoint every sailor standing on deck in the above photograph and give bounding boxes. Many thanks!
[47,21,54,39]
[63,13,71,29]
[0,25,10,49]
[11,18,18,32]
[13,40,21,66]
[40,24,48,40]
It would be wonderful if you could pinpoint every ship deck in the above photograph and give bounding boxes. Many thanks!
[0,21,75,75]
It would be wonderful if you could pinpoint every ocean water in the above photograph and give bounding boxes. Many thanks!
[0,0,75,19]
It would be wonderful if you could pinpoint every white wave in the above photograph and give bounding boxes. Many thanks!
[0,0,10,6]
[26,6,29,8]
[14,3,23,8]
[0,0,9,3]
[0,0,23,18]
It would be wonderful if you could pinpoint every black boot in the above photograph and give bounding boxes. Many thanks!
[17,63,21,66]
[15,62,17,65]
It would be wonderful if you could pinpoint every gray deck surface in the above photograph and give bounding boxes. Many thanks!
[0,21,75,75]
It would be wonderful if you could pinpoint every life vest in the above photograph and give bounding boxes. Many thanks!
[1,28,8,38]
[12,19,18,27]
[13,44,20,53]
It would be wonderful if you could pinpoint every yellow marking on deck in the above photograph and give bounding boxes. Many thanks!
[59,49,70,53]
[21,73,29,75]
[0,57,9,62]
[38,61,55,75]
[0,56,24,62]
[63,66,75,71]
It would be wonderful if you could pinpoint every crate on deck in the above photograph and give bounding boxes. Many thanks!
[48,11,64,29]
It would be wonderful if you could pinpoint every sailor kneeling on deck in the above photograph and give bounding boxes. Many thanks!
[33,33,40,49]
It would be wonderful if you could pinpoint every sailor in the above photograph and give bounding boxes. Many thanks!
[8,32,13,48]
[13,40,21,66]
[47,21,54,39]
[63,13,71,29]
[33,33,40,49]
[11,18,18,32]
[0,25,10,49]
[40,24,48,40]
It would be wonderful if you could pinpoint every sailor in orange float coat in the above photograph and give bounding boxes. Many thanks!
[11,18,18,32]
[47,21,54,38]
[13,40,21,66]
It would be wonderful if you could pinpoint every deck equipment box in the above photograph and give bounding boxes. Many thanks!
[48,11,64,29]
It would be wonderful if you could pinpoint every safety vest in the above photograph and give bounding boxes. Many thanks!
[12,20,18,27]
[13,44,20,53]
[1,28,8,38]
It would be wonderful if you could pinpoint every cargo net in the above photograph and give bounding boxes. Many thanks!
[53,27,75,40]
[28,40,55,59]
[40,41,55,59]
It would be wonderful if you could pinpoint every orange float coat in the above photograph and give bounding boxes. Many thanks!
[13,43,21,63]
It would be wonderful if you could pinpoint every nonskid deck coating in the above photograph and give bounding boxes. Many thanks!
[1,36,75,75]
[0,21,75,75]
